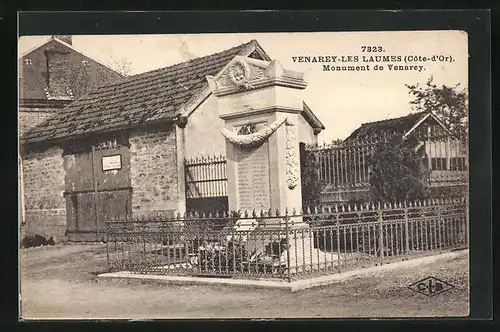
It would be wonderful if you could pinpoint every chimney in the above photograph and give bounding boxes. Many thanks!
[54,35,72,45]
[44,49,73,100]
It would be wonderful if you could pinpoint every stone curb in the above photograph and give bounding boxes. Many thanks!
[98,249,468,292]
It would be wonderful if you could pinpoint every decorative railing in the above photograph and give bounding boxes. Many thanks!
[307,135,468,190]
[105,198,467,281]
[185,155,227,199]
[306,139,378,188]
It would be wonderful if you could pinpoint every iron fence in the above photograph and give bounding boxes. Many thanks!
[183,135,468,203]
[306,139,376,188]
[185,155,227,199]
[105,198,467,281]
[308,135,468,189]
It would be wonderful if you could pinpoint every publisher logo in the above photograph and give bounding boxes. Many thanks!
[408,276,455,297]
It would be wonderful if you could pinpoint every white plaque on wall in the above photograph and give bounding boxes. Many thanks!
[102,154,122,171]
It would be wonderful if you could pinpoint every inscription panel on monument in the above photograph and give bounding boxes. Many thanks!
[236,142,271,212]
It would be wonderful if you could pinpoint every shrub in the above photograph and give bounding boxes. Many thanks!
[264,238,288,257]
[197,239,288,275]
[20,234,55,248]
[198,241,250,273]
[367,134,429,203]
[301,150,325,209]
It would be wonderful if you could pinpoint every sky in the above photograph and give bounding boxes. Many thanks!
[18,31,468,142]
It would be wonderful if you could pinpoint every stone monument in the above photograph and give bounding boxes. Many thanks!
[207,56,335,274]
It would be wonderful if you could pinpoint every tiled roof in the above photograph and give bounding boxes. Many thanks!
[344,111,431,142]
[303,102,325,130]
[22,40,257,144]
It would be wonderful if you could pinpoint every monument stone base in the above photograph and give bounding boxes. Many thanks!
[230,223,340,275]
[279,230,340,275]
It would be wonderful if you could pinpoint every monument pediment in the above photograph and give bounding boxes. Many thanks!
[206,56,307,96]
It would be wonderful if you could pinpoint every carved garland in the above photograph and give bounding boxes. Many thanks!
[237,123,257,135]
[221,118,287,148]
[285,120,300,190]
[222,117,299,190]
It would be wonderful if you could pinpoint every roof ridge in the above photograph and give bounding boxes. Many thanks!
[19,37,124,78]
[52,38,124,76]
[360,110,429,127]
[22,39,258,144]
[127,40,255,80]
[75,40,255,93]
[18,37,52,58]
[68,40,255,103]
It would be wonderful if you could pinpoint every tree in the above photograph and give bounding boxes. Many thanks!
[331,138,343,145]
[367,134,429,203]
[111,57,134,77]
[301,150,325,209]
[406,76,468,140]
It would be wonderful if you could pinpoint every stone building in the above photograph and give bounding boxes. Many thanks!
[20,40,325,242]
[344,110,468,180]
[318,110,468,204]
[19,35,124,240]
[19,35,124,135]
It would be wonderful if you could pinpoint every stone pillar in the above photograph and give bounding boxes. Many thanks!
[206,57,332,272]
[208,57,306,221]
[175,115,188,214]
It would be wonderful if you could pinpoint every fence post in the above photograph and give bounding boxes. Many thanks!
[185,233,190,266]
[404,203,409,255]
[143,229,147,269]
[336,208,341,272]
[378,206,384,265]
[232,221,236,274]
[437,204,442,253]
[285,210,291,283]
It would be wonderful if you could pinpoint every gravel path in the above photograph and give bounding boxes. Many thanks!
[19,243,469,319]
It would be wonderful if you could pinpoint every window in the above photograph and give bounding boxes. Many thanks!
[24,58,32,65]
[421,156,429,168]
[450,157,467,171]
[431,158,447,170]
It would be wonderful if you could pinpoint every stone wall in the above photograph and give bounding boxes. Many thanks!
[22,145,66,241]
[129,126,179,215]
[19,108,58,136]
[184,94,226,159]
